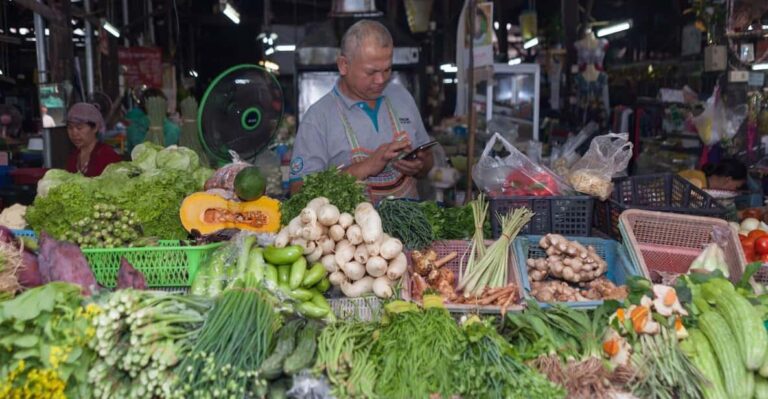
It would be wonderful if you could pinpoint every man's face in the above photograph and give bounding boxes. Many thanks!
[338,39,393,101]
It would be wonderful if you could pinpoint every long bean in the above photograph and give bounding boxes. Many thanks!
[377,199,435,250]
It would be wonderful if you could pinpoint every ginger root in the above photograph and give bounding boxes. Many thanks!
[527,234,608,284]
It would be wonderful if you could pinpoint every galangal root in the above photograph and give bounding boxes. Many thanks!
[527,234,608,283]
[530,277,627,303]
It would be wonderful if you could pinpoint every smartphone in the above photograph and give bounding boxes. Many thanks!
[401,140,438,160]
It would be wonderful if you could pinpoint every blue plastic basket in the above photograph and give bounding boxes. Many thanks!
[12,229,37,239]
[513,235,641,309]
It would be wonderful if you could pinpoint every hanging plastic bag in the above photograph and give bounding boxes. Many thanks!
[550,122,598,176]
[472,132,572,197]
[568,133,633,200]
[693,86,728,146]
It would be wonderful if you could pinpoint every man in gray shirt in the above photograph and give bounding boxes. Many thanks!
[289,20,433,202]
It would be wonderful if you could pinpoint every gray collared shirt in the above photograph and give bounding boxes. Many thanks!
[289,81,429,181]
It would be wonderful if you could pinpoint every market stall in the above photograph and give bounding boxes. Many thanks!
[0,134,765,399]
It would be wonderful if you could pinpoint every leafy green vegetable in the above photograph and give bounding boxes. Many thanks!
[155,145,200,171]
[419,201,489,240]
[0,282,95,398]
[27,143,211,240]
[130,142,163,171]
[281,169,366,225]
[456,317,565,399]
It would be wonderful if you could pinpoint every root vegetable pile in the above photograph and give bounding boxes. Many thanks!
[527,234,608,283]
[526,234,627,303]
[274,198,405,299]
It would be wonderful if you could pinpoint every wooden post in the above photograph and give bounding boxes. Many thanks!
[464,0,476,204]
[562,0,579,116]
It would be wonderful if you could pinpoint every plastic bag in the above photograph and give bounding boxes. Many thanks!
[550,122,598,176]
[568,133,633,200]
[204,150,251,191]
[472,132,571,197]
[693,87,725,145]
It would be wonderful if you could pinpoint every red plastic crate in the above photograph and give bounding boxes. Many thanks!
[10,168,48,186]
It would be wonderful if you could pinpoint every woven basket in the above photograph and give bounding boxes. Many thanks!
[619,209,745,283]
[401,240,524,314]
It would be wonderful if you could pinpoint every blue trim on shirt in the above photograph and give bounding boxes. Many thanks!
[333,85,384,133]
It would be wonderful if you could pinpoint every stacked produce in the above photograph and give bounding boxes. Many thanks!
[27,143,213,240]
[176,272,280,398]
[88,290,211,398]
[526,234,628,302]
[61,204,145,248]
[275,198,406,299]
[681,276,768,399]
[191,234,332,320]
[280,168,366,226]
[259,319,321,397]
[737,217,768,263]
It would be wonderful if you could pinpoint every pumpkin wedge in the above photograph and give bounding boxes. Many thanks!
[180,192,281,235]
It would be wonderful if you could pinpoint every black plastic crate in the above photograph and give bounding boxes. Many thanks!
[594,173,728,240]
[489,196,594,238]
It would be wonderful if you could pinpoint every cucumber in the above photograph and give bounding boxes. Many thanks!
[756,376,768,399]
[260,320,303,380]
[714,289,768,370]
[267,378,290,399]
[687,329,728,399]
[699,311,749,398]
[283,321,320,375]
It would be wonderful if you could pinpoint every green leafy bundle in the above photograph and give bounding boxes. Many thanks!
[0,282,96,398]
[456,317,565,399]
[418,201,476,240]
[371,301,465,398]
[377,199,434,250]
[281,169,366,225]
[26,143,213,240]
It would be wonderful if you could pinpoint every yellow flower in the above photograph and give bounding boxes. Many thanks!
[85,303,102,317]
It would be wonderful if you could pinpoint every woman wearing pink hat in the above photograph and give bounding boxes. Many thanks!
[64,103,122,177]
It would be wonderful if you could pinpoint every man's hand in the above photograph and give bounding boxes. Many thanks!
[346,140,410,180]
[394,148,434,177]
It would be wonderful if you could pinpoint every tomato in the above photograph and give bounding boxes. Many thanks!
[760,253,768,263]
[749,230,768,240]
[743,239,756,258]
[755,236,768,255]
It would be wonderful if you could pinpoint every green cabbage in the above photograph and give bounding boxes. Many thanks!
[156,145,200,171]
[130,142,163,171]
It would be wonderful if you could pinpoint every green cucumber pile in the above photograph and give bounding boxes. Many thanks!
[680,277,768,399]
[190,235,333,321]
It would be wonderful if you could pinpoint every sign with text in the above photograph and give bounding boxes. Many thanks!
[118,47,163,89]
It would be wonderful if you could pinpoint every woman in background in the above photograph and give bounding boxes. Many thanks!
[65,103,122,177]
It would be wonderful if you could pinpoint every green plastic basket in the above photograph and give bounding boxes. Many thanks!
[82,241,223,289]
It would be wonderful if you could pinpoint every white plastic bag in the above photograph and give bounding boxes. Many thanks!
[472,133,571,197]
[550,122,598,176]
[568,133,633,200]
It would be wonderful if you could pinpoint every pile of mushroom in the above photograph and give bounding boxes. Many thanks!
[526,234,608,283]
[274,197,406,299]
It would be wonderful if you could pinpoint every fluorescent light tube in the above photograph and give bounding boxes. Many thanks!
[265,47,275,56]
[439,63,458,73]
[597,21,631,37]
[223,3,240,25]
[275,45,296,52]
[753,63,768,71]
[508,58,522,65]
[523,37,539,49]
[102,20,120,38]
